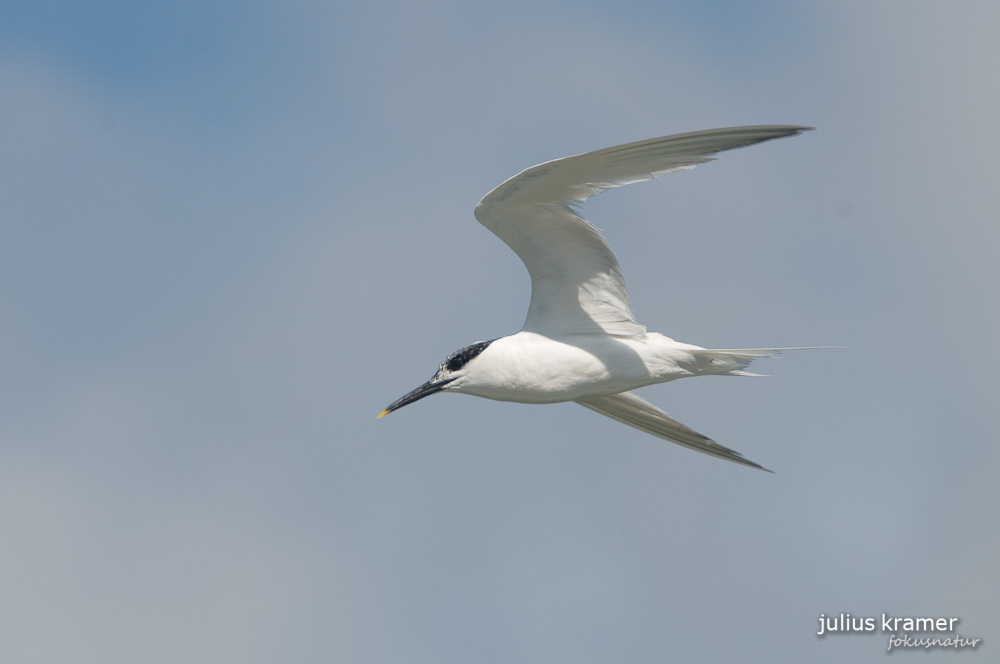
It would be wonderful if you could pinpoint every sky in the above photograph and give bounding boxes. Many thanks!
[1,1,998,662]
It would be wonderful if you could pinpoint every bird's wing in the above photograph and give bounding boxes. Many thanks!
[474,126,812,337]
[575,391,770,471]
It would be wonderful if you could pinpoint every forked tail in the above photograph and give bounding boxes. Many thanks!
[686,347,825,377]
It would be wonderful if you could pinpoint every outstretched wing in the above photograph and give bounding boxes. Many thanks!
[474,125,812,337]
[576,391,770,471]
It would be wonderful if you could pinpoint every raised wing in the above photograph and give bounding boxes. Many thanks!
[474,126,812,337]
[576,391,770,471]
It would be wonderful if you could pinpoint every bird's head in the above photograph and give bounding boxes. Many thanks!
[377,339,495,418]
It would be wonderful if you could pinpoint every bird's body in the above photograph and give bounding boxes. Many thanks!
[379,125,814,470]
[443,332,759,404]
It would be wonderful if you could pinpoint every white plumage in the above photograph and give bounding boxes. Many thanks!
[380,125,813,471]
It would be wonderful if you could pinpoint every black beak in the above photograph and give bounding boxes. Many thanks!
[377,377,455,418]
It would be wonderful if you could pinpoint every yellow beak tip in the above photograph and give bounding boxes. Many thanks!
[376,409,390,420]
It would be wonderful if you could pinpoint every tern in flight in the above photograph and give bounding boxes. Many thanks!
[378,125,813,471]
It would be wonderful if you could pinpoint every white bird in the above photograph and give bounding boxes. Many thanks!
[378,125,813,471]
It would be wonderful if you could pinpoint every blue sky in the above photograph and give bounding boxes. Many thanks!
[2,1,998,662]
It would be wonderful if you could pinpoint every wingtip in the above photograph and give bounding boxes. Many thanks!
[732,453,774,473]
[737,456,775,473]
